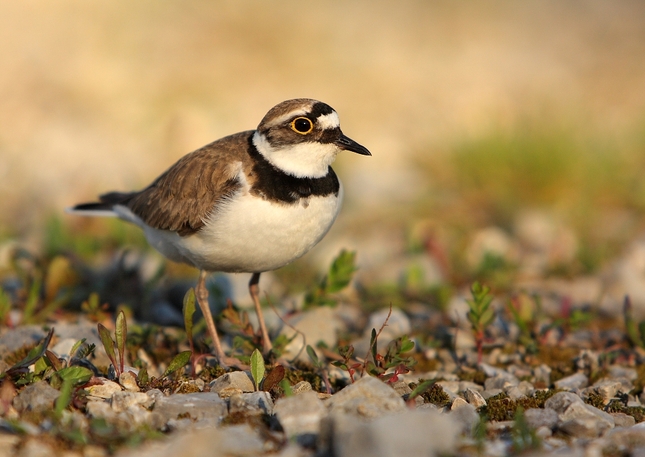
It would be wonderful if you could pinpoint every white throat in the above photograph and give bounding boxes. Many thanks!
[252,131,339,178]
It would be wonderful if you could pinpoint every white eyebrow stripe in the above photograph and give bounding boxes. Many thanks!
[317,111,340,130]
[264,109,309,128]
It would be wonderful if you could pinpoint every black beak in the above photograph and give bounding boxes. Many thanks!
[336,134,371,156]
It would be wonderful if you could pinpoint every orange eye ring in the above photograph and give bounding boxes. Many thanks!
[290,117,314,134]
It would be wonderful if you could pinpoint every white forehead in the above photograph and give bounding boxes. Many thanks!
[316,111,340,130]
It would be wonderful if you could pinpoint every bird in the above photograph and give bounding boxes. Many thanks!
[68,98,371,368]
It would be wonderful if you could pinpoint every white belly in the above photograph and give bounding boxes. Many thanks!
[132,184,343,273]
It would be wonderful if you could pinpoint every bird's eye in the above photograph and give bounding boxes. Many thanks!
[291,117,314,134]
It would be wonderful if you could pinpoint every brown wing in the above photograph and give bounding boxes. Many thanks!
[106,131,252,236]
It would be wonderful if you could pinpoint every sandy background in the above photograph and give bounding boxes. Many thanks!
[1,0,644,255]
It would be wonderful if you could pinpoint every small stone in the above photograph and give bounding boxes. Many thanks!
[322,408,458,457]
[544,391,584,413]
[559,402,615,438]
[484,373,519,391]
[458,381,483,393]
[524,407,558,430]
[611,412,636,428]
[119,372,140,392]
[505,386,525,400]
[450,399,479,434]
[533,364,551,387]
[482,389,503,400]
[436,381,460,396]
[216,387,243,398]
[535,426,552,439]
[229,391,274,415]
[0,434,20,454]
[554,372,588,391]
[516,381,534,397]
[463,388,486,408]
[604,423,645,453]
[326,376,405,419]
[608,366,638,382]
[86,379,122,399]
[209,371,254,394]
[13,381,60,413]
[115,424,266,457]
[111,391,154,412]
[153,392,227,427]
[292,381,312,394]
[16,437,54,457]
[274,391,327,447]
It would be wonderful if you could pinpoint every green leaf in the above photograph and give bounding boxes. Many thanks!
[97,323,117,369]
[306,345,322,369]
[54,378,73,418]
[115,310,127,374]
[409,379,435,400]
[34,356,49,375]
[280,379,293,397]
[183,288,196,348]
[4,328,55,377]
[57,366,93,386]
[137,367,149,386]
[23,276,42,323]
[399,335,415,353]
[69,339,86,359]
[162,351,191,378]
[250,349,265,391]
[326,250,357,294]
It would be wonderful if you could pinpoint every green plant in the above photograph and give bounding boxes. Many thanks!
[81,292,111,323]
[97,310,128,377]
[625,296,645,349]
[304,250,357,309]
[306,345,332,394]
[331,345,361,383]
[511,407,541,453]
[10,253,76,324]
[0,328,55,381]
[466,281,495,364]
[363,331,416,383]
[506,293,540,354]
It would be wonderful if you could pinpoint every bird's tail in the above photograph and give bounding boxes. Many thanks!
[66,191,135,217]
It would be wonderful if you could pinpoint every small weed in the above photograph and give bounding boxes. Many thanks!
[97,310,127,378]
[306,345,332,394]
[624,296,645,349]
[304,250,357,309]
[511,407,541,453]
[466,282,495,364]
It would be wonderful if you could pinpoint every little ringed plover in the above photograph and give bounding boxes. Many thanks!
[68,98,371,367]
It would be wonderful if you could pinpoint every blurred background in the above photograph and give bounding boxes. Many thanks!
[2,0,645,319]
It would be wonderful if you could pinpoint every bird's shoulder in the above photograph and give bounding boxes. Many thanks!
[125,131,255,236]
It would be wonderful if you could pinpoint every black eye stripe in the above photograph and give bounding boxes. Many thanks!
[318,128,341,144]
